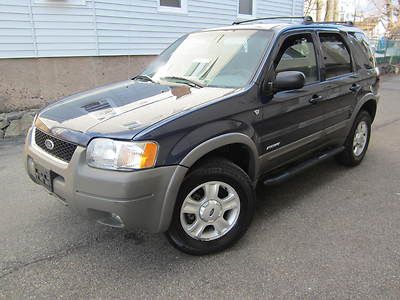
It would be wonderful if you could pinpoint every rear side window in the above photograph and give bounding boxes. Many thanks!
[319,33,352,79]
[275,34,318,84]
[348,32,375,70]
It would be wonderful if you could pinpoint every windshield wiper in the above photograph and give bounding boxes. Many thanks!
[160,76,204,88]
[133,74,156,83]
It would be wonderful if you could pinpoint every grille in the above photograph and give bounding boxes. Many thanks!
[34,128,77,162]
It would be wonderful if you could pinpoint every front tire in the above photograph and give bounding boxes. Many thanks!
[166,158,255,255]
[337,110,372,166]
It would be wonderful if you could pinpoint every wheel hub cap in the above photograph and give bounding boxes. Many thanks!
[199,200,222,222]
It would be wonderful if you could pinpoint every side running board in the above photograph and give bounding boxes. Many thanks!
[263,146,345,186]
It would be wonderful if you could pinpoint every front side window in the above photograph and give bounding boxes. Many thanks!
[142,30,273,88]
[275,34,318,84]
[319,33,352,79]
[238,0,254,16]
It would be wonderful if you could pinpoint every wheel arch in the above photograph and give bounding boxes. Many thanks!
[360,98,377,121]
[157,133,258,233]
[353,93,378,121]
[342,94,378,145]
[179,133,259,182]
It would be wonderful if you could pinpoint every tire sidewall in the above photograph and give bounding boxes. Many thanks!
[349,111,372,163]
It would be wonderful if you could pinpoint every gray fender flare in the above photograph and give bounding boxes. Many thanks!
[179,132,259,180]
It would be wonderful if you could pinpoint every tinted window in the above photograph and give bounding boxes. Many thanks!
[275,34,318,83]
[348,32,375,69]
[319,33,352,78]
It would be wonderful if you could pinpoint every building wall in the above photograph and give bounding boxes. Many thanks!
[0,0,304,111]
[0,55,154,111]
[0,0,304,58]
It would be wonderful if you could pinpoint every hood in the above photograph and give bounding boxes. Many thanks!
[36,80,236,144]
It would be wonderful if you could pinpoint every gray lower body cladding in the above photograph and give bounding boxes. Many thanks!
[24,127,187,233]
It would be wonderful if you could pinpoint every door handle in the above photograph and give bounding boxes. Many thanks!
[309,95,324,104]
[350,83,361,93]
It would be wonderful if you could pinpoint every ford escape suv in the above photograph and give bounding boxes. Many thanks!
[25,17,379,255]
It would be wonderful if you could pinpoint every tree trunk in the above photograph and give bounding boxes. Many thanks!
[385,0,394,37]
[325,0,333,21]
[316,0,324,21]
[333,0,339,21]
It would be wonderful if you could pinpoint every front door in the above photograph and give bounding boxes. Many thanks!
[256,32,328,172]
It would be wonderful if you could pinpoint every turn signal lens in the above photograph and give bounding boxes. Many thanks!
[140,142,158,168]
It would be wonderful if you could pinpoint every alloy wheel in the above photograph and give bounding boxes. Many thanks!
[180,181,241,241]
[353,120,368,157]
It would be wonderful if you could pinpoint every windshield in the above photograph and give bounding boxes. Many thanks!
[140,29,273,88]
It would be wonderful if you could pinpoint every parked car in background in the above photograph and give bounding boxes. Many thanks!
[25,17,379,255]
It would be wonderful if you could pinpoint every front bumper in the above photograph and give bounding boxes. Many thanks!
[24,127,187,233]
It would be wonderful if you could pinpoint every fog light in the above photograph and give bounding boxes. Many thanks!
[97,212,124,228]
[111,213,123,225]
[27,157,37,182]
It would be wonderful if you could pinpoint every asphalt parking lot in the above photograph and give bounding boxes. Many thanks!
[1,76,400,299]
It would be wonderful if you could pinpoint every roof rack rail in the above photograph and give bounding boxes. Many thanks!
[309,21,354,26]
[232,16,313,25]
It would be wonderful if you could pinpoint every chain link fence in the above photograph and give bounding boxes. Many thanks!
[370,38,400,65]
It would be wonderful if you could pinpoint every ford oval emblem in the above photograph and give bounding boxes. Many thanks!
[44,139,54,150]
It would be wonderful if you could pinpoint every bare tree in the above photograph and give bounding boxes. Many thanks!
[304,0,346,22]
[379,0,400,37]
[365,0,400,37]
[304,0,316,15]
[385,0,395,34]
[303,0,324,21]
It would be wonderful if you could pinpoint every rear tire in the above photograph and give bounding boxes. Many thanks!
[166,158,255,255]
[337,110,372,167]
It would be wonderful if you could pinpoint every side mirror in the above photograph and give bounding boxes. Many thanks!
[273,71,305,93]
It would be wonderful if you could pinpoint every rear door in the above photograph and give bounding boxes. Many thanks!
[315,31,360,144]
[257,31,328,172]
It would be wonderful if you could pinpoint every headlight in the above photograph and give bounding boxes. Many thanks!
[86,138,158,170]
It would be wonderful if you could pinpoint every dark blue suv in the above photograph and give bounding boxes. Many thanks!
[25,17,379,255]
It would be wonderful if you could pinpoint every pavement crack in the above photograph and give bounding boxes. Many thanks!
[0,255,60,280]
[0,231,122,280]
